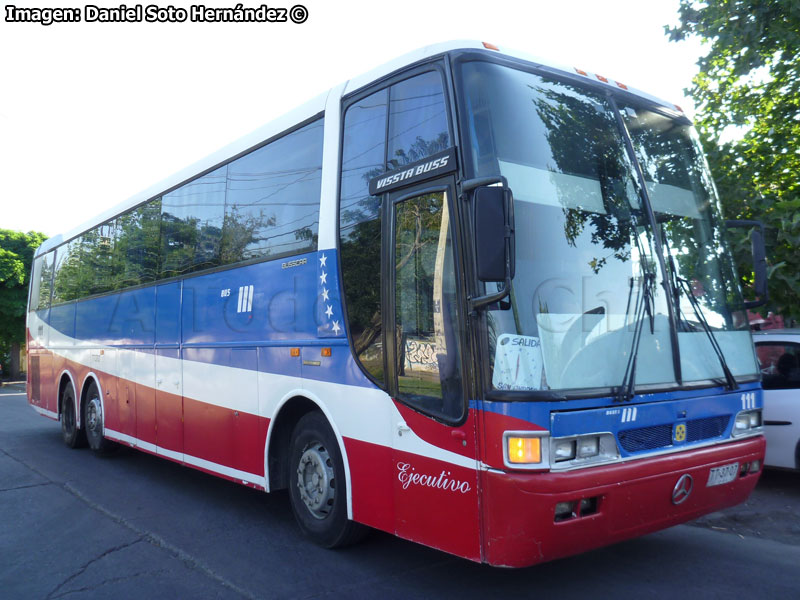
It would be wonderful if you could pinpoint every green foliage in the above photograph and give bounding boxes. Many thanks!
[0,229,48,372]
[668,0,800,319]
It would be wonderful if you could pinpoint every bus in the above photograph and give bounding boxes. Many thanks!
[26,41,767,567]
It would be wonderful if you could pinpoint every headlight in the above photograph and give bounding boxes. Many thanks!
[577,436,600,458]
[550,433,620,470]
[553,439,576,462]
[503,432,620,470]
[732,409,763,437]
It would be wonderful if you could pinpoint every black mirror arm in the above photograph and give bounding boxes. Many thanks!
[469,275,512,313]
[461,175,508,194]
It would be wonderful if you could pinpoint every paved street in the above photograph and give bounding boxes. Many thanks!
[2,384,799,599]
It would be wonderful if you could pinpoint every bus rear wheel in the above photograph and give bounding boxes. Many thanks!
[287,411,365,548]
[83,382,115,454]
[61,384,86,448]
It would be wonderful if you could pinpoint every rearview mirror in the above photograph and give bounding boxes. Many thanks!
[726,219,767,308]
[474,186,514,282]
[468,185,515,311]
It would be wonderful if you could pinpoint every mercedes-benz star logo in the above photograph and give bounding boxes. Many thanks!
[671,473,693,505]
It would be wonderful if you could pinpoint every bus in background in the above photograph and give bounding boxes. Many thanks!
[26,41,767,567]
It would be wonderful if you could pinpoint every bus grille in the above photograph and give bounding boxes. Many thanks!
[618,425,672,453]
[618,416,731,453]
[686,415,730,442]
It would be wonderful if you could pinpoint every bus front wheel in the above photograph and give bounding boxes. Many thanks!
[287,411,365,548]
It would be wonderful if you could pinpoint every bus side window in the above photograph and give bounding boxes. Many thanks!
[340,88,389,385]
[393,191,464,421]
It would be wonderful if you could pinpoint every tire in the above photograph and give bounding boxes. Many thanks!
[287,411,366,548]
[83,381,115,454]
[60,384,86,448]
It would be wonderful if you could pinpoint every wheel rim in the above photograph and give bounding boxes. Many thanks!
[86,396,103,436]
[296,442,335,519]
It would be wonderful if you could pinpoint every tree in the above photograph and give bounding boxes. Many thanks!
[667,0,800,320]
[0,230,48,378]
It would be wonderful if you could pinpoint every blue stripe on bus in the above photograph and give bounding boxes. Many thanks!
[41,250,378,388]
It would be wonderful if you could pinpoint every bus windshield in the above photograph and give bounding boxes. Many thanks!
[458,60,758,393]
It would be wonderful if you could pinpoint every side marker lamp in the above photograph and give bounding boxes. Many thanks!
[507,436,541,464]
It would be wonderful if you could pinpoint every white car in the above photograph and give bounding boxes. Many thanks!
[753,329,800,470]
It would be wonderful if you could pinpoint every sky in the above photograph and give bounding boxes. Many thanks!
[0,0,704,238]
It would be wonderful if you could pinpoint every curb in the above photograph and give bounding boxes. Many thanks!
[0,382,26,392]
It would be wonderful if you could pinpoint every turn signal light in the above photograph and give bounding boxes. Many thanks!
[290,348,300,357]
[508,436,542,464]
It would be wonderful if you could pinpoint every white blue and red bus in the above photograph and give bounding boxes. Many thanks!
[26,41,767,567]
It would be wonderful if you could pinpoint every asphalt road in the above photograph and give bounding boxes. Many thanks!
[2,384,799,599]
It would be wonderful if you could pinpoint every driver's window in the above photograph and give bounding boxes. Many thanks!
[394,191,464,420]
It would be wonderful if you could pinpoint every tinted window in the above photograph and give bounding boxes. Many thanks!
[83,221,117,295]
[113,200,161,289]
[394,191,463,420]
[29,255,43,311]
[339,70,451,388]
[756,342,800,389]
[161,167,227,278]
[47,119,323,302]
[340,88,389,384]
[53,239,84,303]
[387,71,450,168]
[223,119,323,262]
[40,252,55,308]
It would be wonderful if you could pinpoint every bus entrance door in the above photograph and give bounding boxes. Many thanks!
[389,183,481,561]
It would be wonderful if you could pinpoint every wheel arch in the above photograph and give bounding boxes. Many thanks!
[795,439,800,471]
[265,391,354,519]
[80,372,104,428]
[57,369,78,425]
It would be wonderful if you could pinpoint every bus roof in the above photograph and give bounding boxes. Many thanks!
[36,40,682,257]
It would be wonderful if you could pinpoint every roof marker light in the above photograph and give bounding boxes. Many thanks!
[674,104,684,113]
[596,75,609,83]
[575,68,588,76]
[482,42,499,51]
[616,82,628,90]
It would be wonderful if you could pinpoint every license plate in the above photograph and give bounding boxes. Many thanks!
[707,462,739,487]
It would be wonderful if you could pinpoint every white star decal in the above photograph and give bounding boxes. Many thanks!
[332,320,341,335]
[320,253,327,267]
[322,287,329,302]
[320,271,327,285]
[325,305,333,318]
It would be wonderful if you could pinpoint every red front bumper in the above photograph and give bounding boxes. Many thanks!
[482,435,765,567]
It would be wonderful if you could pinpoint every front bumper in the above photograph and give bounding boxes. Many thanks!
[482,435,765,567]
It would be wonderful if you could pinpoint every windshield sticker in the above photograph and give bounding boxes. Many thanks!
[492,334,544,391]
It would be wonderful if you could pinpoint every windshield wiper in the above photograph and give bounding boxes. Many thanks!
[661,233,738,391]
[617,271,656,402]
[673,274,738,390]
